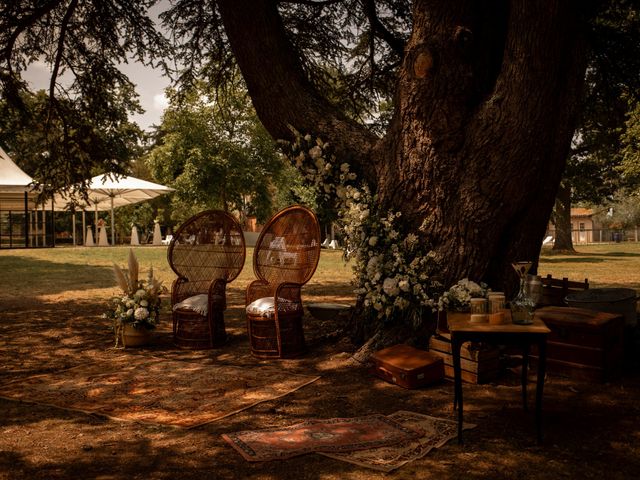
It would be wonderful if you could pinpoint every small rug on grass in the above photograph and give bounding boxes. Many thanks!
[320,411,476,472]
[221,414,425,461]
[0,358,320,428]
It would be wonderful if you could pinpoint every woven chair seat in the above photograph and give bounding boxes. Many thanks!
[173,294,224,316]
[246,297,302,319]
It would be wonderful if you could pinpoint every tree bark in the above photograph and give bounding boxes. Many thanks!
[552,182,575,252]
[217,0,590,294]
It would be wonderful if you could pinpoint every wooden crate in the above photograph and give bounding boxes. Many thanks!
[428,334,500,384]
[530,306,624,382]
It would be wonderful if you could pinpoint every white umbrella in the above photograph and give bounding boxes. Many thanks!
[50,173,174,245]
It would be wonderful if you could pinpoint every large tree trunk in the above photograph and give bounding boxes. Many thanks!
[552,182,576,251]
[218,0,589,294]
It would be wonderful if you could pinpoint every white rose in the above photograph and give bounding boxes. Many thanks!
[309,146,322,159]
[382,277,400,296]
[134,307,149,321]
[368,236,378,247]
[399,279,410,292]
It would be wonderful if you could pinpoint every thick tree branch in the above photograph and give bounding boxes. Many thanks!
[216,0,378,177]
[361,0,405,58]
[277,0,343,6]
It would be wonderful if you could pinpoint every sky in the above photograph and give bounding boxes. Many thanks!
[21,0,172,133]
[22,60,171,132]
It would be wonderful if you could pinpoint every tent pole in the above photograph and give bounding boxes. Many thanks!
[51,197,55,247]
[41,203,46,246]
[110,195,115,245]
[94,203,98,240]
[24,192,29,247]
[82,210,86,245]
[72,210,76,247]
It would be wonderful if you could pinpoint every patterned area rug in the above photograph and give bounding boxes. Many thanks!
[321,411,476,472]
[0,358,320,428]
[222,414,425,461]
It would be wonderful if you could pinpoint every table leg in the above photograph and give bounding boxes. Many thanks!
[452,335,464,444]
[522,343,529,412]
[535,338,547,444]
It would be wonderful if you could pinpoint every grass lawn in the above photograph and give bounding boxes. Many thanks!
[539,242,640,291]
[1,242,640,303]
[0,245,355,304]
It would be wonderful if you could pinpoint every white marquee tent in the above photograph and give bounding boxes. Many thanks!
[0,146,51,247]
[0,145,35,207]
[50,173,174,245]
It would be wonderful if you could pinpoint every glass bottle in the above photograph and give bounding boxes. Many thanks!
[510,262,535,325]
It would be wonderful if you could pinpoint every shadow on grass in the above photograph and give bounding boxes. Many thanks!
[0,255,114,296]
[539,256,609,264]
[541,251,640,259]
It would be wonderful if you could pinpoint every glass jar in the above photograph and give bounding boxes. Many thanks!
[526,274,543,306]
[510,276,535,325]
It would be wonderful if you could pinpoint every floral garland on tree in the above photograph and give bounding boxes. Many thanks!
[282,129,444,329]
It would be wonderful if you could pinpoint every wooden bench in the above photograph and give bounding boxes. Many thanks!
[540,274,589,307]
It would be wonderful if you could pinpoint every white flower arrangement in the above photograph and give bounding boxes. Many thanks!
[283,129,444,328]
[104,250,165,336]
[438,278,490,312]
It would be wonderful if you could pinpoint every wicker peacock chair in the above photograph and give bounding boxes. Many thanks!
[246,205,321,358]
[168,210,246,349]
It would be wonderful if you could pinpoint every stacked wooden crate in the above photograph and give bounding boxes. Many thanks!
[428,334,500,384]
[530,306,624,382]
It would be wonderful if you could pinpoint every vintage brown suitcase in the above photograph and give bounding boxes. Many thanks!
[371,344,444,389]
[531,306,624,382]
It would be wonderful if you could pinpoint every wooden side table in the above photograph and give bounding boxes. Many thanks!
[447,311,550,444]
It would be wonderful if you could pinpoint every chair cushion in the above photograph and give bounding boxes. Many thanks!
[246,297,303,318]
[173,294,224,315]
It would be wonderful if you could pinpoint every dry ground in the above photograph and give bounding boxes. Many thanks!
[1,278,640,480]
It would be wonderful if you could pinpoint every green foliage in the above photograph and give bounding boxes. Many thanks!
[591,191,640,229]
[620,100,640,184]
[145,80,288,224]
[0,1,170,194]
[163,0,409,132]
[0,90,144,197]
[566,0,640,204]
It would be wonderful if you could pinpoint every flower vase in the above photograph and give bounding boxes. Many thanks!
[510,276,535,325]
[120,323,151,347]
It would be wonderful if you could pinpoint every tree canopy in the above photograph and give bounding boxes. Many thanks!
[145,80,287,223]
[3,1,640,339]
[0,0,169,192]
[552,0,640,250]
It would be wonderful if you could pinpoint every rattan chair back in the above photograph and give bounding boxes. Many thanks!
[168,210,246,290]
[253,205,321,287]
